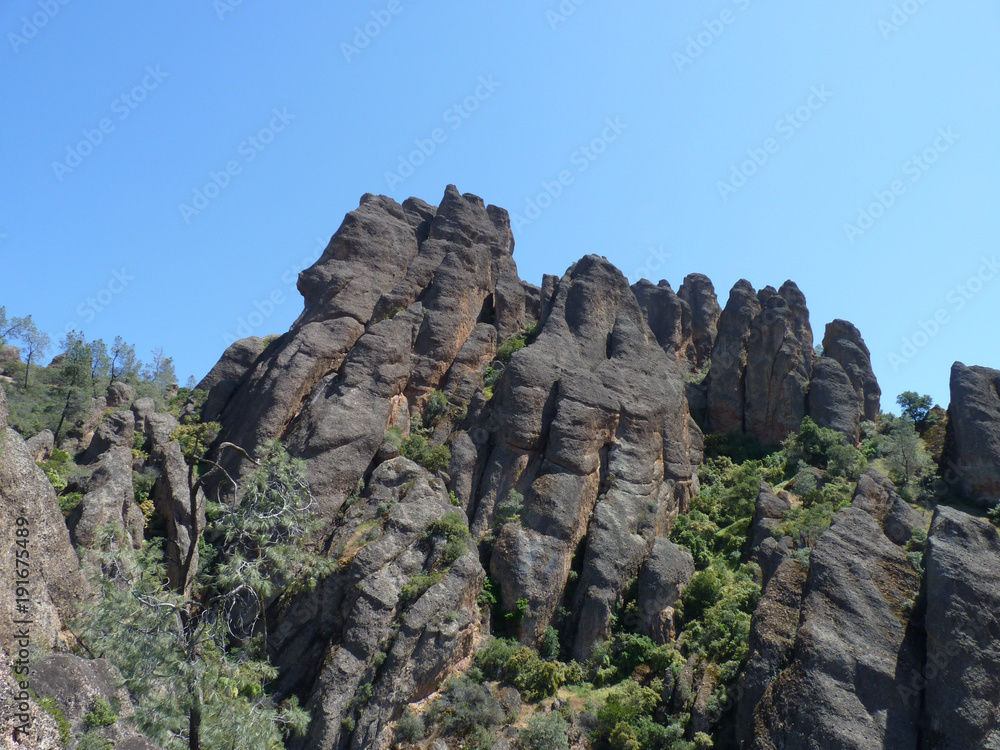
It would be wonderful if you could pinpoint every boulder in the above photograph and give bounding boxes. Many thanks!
[81,410,135,465]
[70,446,144,550]
[636,538,695,643]
[25,428,55,463]
[941,362,1000,507]
[195,336,266,392]
[106,381,137,408]
[151,441,205,594]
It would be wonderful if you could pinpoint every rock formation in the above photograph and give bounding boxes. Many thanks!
[941,362,1000,507]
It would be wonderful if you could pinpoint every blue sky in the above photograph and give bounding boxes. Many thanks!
[1,1,998,408]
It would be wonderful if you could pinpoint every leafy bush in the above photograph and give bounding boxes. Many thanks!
[84,697,117,728]
[425,511,470,566]
[395,710,425,743]
[494,489,524,529]
[474,638,567,701]
[782,416,845,472]
[425,675,504,738]
[400,572,443,604]
[425,390,449,424]
[520,711,570,750]
[400,434,451,472]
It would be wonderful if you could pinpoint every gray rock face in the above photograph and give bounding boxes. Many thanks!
[920,506,1000,750]
[268,458,483,750]
[25,428,55,463]
[942,362,1000,507]
[677,273,721,370]
[743,283,813,446]
[81,409,135,465]
[807,356,863,440]
[747,504,923,750]
[1,644,63,749]
[151,441,204,594]
[197,336,267,422]
[30,653,161,750]
[632,278,693,364]
[636,538,694,643]
[748,482,792,584]
[106,381,137,408]
[0,388,88,649]
[822,319,880,424]
[707,280,760,435]
[736,559,807,749]
[71,446,144,550]
[485,255,698,658]
[851,469,924,546]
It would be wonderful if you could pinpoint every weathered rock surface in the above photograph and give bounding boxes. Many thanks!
[807,356,863,440]
[25,428,55,463]
[821,319,880,424]
[746,503,923,749]
[743,282,813,446]
[30,653,161,750]
[942,362,1000,507]
[677,273,721,370]
[0,388,87,649]
[921,506,1000,750]
[636,538,694,643]
[81,409,135,465]
[707,280,760,435]
[70,445,144,550]
[1,645,62,749]
[747,482,792,584]
[150,441,204,593]
[106,380,137,408]
[736,559,807,749]
[269,458,484,750]
[197,336,267,421]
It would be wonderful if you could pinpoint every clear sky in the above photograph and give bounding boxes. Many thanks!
[2,1,998,408]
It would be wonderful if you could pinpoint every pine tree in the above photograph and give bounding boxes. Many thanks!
[76,440,331,749]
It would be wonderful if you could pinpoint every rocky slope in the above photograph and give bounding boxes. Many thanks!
[3,186,999,750]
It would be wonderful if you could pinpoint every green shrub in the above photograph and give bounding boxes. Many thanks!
[520,711,570,750]
[77,731,114,750]
[36,696,72,748]
[703,430,775,462]
[400,572,443,604]
[425,675,503,738]
[474,639,566,701]
[400,434,451,472]
[84,697,117,728]
[494,489,524,529]
[425,390,449,424]
[539,626,561,660]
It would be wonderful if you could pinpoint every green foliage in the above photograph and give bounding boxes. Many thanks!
[425,675,504,738]
[83,698,117,729]
[520,711,570,750]
[474,638,567,701]
[595,679,686,750]
[400,434,452,472]
[36,696,72,748]
[400,572,443,604]
[539,626,561,660]
[494,489,524,529]
[781,416,845,473]
[395,709,426,743]
[703,430,775,462]
[75,442,321,749]
[878,415,933,489]
[425,511,471,567]
[496,322,539,364]
[906,526,929,574]
[989,503,1000,528]
[77,731,115,750]
[171,421,220,466]
[896,391,936,429]
[425,389,449,424]
[58,491,84,516]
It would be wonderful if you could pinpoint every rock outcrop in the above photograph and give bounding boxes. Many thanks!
[921,506,1000,749]
[941,362,1000,507]
[677,273,721,370]
[820,319,881,424]
[0,387,88,649]
[745,485,925,749]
